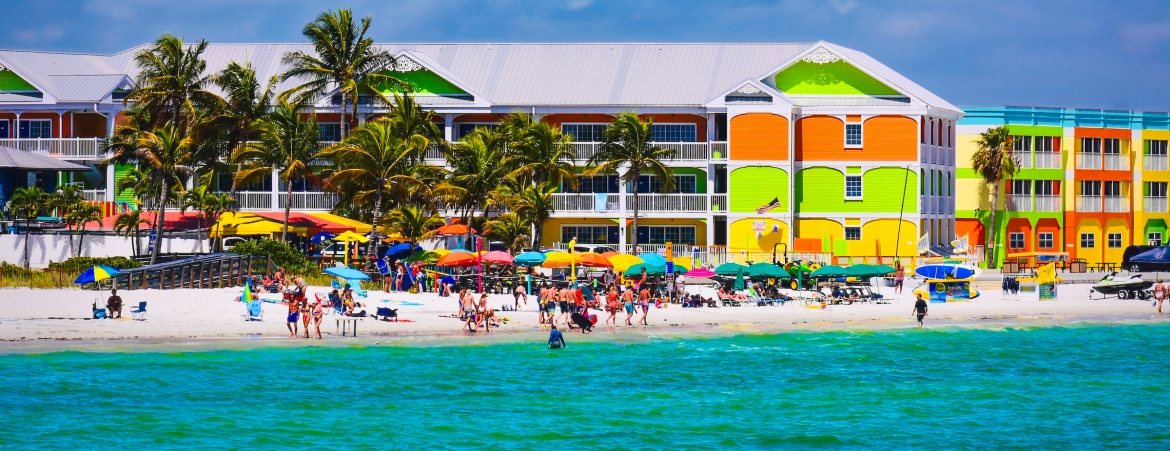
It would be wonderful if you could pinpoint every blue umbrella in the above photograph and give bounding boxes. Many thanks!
[310,231,336,243]
[638,253,667,266]
[514,251,547,266]
[73,266,120,285]
[385,242,420,258]
[323,266,371,281]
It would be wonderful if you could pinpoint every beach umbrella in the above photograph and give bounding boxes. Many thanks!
[847,264,896,278]
[480,250,515,265]
[624,262,663,276]
[747,262,788,279]
[542,251,582,268]
[687,268,716,278]
[436,223,475,236]
[638,253,667,266]
[406,250,441,263]
[385,242,420,258]
[601,251,621,259]
[810,265,850,278]
[437,250,477,267]
[334,230,369,243]
[310,231,336,243]
[514,251,547,267]
[73,265,120,285]
[734,268,746,291]
[323,266,371,281]
[578,252,613,268]
[714,262,748,276]
[608,254,643,272]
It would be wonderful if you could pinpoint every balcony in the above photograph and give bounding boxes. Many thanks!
[1104,153,1128,170]
[709,142,728,160]
[1076,152,1101,170]
[710,194,728,212]
[1145,196,1168,213]
[1076,195,1102,212]
[551,193,620,213]
[0,138,108,160]
[1104,196,1129,212]
[1011,152,1032,169]
[278,192,339,211]
[81,189,105,202]
[1035,151,1061,169]
[1006,194,1031,211]
[550,193,714,214]
[225,191,274,210]
[570,142,712,162]
[1145,154,1168,171]
[1034,195,1061,212]
[633,194,709,213]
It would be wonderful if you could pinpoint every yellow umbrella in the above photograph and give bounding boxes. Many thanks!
[672,257,693,271]
[307,212,372,234]
[542,251,582,268]
[608,254,643,272]
[333,231,369,267]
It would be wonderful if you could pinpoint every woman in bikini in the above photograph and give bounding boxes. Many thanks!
[312,301,324,339]
[622,287,636,326]
[477,294,492,333]
[606,285,620,326]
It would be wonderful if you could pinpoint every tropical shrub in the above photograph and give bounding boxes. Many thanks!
[227,238,316,273]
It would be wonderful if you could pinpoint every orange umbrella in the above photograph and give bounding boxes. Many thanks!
[601,251,621,259]
[578,252,613,268]
[436,224,476,235]
[436,250,477,267]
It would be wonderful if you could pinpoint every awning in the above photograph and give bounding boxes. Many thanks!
[250,212,352,234]
[211,212,310,237]
[88,211,204,231]
[307,212,372,234]
[0,146,90,171]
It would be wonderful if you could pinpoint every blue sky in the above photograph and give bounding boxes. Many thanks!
[1,0,1167,111]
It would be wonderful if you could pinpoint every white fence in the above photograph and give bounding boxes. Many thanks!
[1034,195,1061,212]
[278,192,339,211]
[1035,151,1061,169]
[1145,196,1168,213]
[0,138,107,160]
[0,234,206,269]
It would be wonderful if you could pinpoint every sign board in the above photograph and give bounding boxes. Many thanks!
[752,221,766,232]
[927,279,973,303]
[665,261,674,275]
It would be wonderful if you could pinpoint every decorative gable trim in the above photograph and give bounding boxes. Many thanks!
[800,47,841,65]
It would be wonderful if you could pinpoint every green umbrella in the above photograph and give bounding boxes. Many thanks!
[734,268,746,290]
[810,265,850,278]
[625,262,688,276]
[715,262,749,276]
[747,262,789,279]
[847,264,896,278]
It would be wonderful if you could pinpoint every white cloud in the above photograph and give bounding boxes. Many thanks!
[829,0,858,14]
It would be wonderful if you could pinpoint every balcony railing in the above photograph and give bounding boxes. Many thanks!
[710,194,728,212]
[1145,196,1168,213]
[1076,152,1101,170]
[632,194,709,212]
[709,142,728,160]
[551,193,713,213]
[551,193,620,212]
[1076,195,1102,212]
[223,191,274,211]
[1104,153,1128,170]
[1011,152,1032,169]
[1006,194,1031,211]
[1104,196,1129,212]
[278,192,339,211]
[0,138,108,160]
[81,189,106,202]
[571,142,713,162]
[1145,154,1168,171]
[1034,195,1061,212]
[1035,151,1061,169]
[571,143,601,162]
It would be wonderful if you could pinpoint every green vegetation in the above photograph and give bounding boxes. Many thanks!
[227,238,316,274]
[971,125,1018,269]
[47,256,142,272]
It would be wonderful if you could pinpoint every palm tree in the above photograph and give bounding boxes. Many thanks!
[203,192,238,252]
[233,99,322,242]
[384,93,442,164]
[485,213,531,253]
[508,118,577,189]
[972,125,1018,269]
[68,203,105,257]
[512,182,557,248]
[125,33,216,132]
[113,167,161,212]
[107,125,195,264]
[7,186,48,269]
[180,185,213,253]
[445,128,513,242]
[585,112,677,249]
[113,210,152,256]
[384,204,443,251]
[281,8,401,141]
[51,185,85,255]
[322,118,428,253]
[213,61,277,195]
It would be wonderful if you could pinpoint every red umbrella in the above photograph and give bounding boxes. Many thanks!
[480,250,514,265]
[436,251,477,267]
[436,224,476,235]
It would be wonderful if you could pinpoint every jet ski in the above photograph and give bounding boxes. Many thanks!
[1090,272,1153,299]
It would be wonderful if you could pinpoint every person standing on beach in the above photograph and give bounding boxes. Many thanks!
[912,293,928,327]
[606,285,619,326]
[557,284,572,327]
[1155,279,1166,315]
[638,284,651,326]
[894,262,905,294]
[312,301,324,339]
[622,285,636,326]
[286,297,300,338]
[514,283,527,311]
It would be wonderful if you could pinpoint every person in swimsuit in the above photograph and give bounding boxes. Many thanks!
[638,284,651,326]
[293,277,310,338]
[548,325,566,349]
[622,288,636,326]
[912,293,928,327]
[462,292,478,332]
[514,284,527,310]
[312,302,324,339]
[286,296,300,338]
[894,262,905,294]
[477,294,494,333]
[106,289,123,319]
[606,286,619,326]
[1154,279,1166,315]
[557,285,572,327]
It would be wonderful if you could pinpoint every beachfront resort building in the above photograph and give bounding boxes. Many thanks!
[0,42,961,264]
[957,107,1170,267]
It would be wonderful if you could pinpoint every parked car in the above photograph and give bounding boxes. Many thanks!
[572,244,618,254]
[1122,245,1169,272]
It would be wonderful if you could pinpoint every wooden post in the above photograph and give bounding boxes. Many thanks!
[197,263,204,289]
[247,255,254,281]
[266,255,273,277]
[235,257,242,286]
[142,270,148,290]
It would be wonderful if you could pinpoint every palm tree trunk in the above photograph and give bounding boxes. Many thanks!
[369,183,384,256]
[196,215,204,253]
[78,226,85,257]
[339,91,348,141]
[986,182,1000,269]
[282,180,293,243]
[24,217,32,270]
[631,181,640,252]
[533,221,543,251]
[151,179,169,265]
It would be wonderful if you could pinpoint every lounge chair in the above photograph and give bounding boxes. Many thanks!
[349,281,368,298]
[375,307,398,322]
[130,301,147,321]
[242,299,263,321]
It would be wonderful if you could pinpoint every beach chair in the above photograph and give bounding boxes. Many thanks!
[331,279,344,290]
[130,301,147,321]
[349,281,368,298]
[242,299,263,321]
[375,307,398,322]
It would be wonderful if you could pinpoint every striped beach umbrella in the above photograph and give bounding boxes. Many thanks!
[73,266,120,285]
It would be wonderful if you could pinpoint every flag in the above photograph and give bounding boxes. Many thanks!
[951,234,970,254]
[1037,262,1056,285]
[917,233,930,255]
[756,197,782,214]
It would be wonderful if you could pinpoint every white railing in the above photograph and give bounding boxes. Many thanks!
[710,195,728,212]
[709,142,728,160]
[1006,194,1031,211]
[571,142,601,162]
[1145,196,1168,213]
[225,191,274,210]
[1035,195,1061,212]
[651,142,709,160]
[633,194,709,212]
[1104,153,1128,170]
[1034,151,1061,169]
[424,143,445,164]
[1145,154,1168,171]
[1076,195,1102,212]
[1011,151,1032,169]
[0,138,107,160]
[81,189,105,202]
[551,193,620,212]
[1076,152,1101,170]
[1104,196,1129,212]
[278,192,338,211]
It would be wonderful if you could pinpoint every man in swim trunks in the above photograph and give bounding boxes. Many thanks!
[557,284,572,327]
[912,293,928,327]
[622,287,636,326]
[514,283,527,310]
[638,284,651,326]
[286,296,300,338]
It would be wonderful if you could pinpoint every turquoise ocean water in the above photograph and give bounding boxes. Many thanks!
[2,324,1169,449]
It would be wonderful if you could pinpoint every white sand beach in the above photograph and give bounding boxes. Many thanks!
[0,282,1165,348]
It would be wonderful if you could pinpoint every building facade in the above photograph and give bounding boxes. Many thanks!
[0,42,960,263]
[957,107,1170,266]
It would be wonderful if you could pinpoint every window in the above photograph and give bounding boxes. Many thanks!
[1008,232,1025,249]
[845,175,862,199]
[1010,135,1032,153]
[1147,182,1168,198]
[1081,180,1101,196]
[845,124,862,147]
[18,119,52,139]
[635,226,696,245]
[1104,180,1122,197]
[1035,180,1058,196]
[564,175,620,194]
[1035,136,1057,153]
[1081,137,1101,154]
[1148,140,1169,156]
[1009,180,1032,195]
[1149,232,1162,246]
[1104,138,1121,155]
[650,124,696,142]
[562,226,619,245]
[1107,233,1123,249]
[456,123,498,140]
[318,123,345,142]
[1080,233,1095,249]
[1038,232,1054,249]
[561,123,608,142]
[844,226,861,241]
[633,175,697,194]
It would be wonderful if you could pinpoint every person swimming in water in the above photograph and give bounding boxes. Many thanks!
[548,325,566,349]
